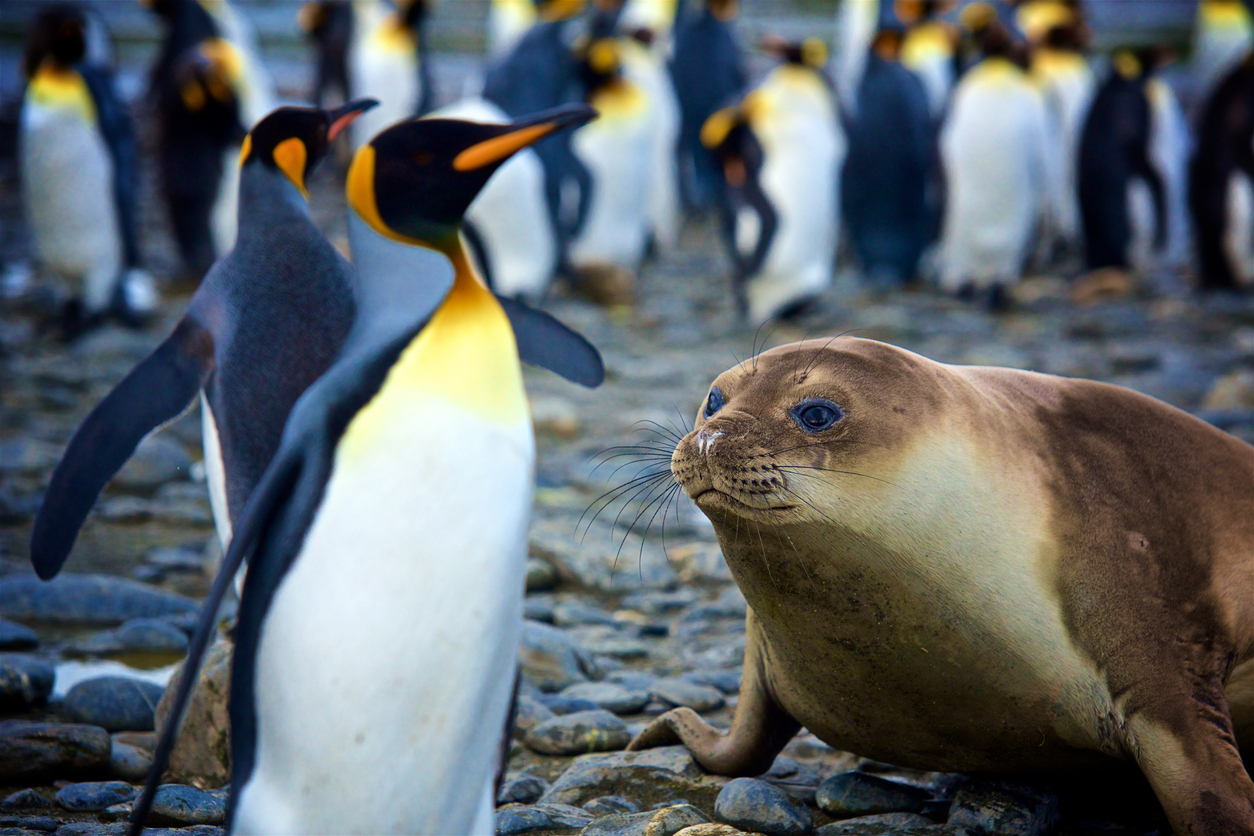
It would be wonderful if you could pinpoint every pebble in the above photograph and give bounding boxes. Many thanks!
[673,826,750,836]
[109,740,152,781]
[542,760,711,810]
[54,782,136,812]
[683,669,741,695]
[714,778,812,836]
[560,681,651,715]
[496,803,594,835]
[524,709,633,755]
[0,816,56,833]
[113,436,190,491]
[0,654,54,707]
[540,695,602,715]
[498,774,551,805]
[0,439,59,475]
[520,619,594,692]
[526,558,559,593]
[0,575,197,626]
[528,517,677,592]
[947,782,1059,836]
[512,694,556,739]
[0,721,111,782]
[582,796,641,816]
[553,600,619,627]
[0,791,49,811]
[49,824,128,836]
[651,678,725,712]
[66,618,189,656]
[63,677,164,731]
[0,620,38,651]
[150,639,232,788]
[606,671,660,692]
[815,812,936,835]
[147,784,227,826]
[579,803,709,836]
[816,771,931,817]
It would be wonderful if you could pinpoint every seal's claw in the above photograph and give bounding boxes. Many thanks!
[626,709,689,750]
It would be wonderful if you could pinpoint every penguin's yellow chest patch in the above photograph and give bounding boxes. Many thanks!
[590,80,647,123]
[369,17,417,54]
[26,67,96,125]
[902,23,953,66]
[1201,0,1253,31]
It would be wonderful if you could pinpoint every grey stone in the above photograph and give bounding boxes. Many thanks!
[586,638,650,660]
[529,516,677,592]
[512,694,556,739]
[0,439,59,475]
[115,618,189,653]
[560,682,650,715]
[498,773,550,805]
[0,792,49,811]
[524,709,632,755]
[109,739,152,781]
[553,600,619,627]
[816,772,930,817]
[51,825,128,836]
[714,778,812,836]
[0,720,111,782]
[496,803,594,835]
[683,669,741,695]
[63,676,164,731]
[0,575,197,626]
[114,436,190,491]
[520,619,594,692]
[542,757,719,810]
[540,694,602,715]
[582,796,641,816]
[579,803,708,836]
[523,596,556,623]
[947,782,1059,836]
[606,671,660,692]
[144,546,203,572]
[0,654,54,706]
[526,558,559,593]
[152,638,231,788]
[0,817,56,833]
[0,620,38,651]
[815,813,936,835]
[54,781,136,812]
[651,678,725,712]
[147,784,227,826]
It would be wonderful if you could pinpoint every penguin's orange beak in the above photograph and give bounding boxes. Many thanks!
[326,98,379,141]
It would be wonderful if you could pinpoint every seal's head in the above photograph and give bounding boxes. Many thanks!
[673,337,940,526]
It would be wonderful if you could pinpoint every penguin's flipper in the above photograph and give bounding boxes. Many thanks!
[30,317,214,580]
[495,294,605,388]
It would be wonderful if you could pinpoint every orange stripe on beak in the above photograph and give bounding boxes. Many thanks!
[452,123,557,171]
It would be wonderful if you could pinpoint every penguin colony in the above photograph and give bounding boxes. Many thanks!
[13,0,1254,832]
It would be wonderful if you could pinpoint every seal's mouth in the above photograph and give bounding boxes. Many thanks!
[692,488,796,516]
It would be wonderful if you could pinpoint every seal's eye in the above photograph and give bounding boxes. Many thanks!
[791,398,842,433]
[704,386,725,418]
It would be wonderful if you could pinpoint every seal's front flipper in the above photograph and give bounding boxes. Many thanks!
[627,611,799,776]
[495,295,604,388]
[30,317,214,580]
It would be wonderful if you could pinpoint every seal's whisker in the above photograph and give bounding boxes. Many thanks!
[634,483,683,581]
[604,474,677,587]
[753,520,777,591]
[611,477,680,581]
[578,469,673,538]
[610,471,676,537]
[635,420,685,443]
[777,464,896,486]
[773,525,819,594]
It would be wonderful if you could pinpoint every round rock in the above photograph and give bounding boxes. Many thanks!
[0,619,38,651]
[148,784,227,826]
[0,721,111,782]
[580,803,708,836]
[114,618,190,653]
[816,772,930,817]
[498,774,550,805]
[0,653,54,707]
[55,781,136,812]
[714,777,812,836]
[114,436,190,491]
[109,740,152,782]
[63,677,164,732]
[524,709,632,756]
[815,812,937,835]
[1,789,50,810]
[0,575,197,626]
[947,782,1059,836]
[651,678,725,712]
[560,682,650,715]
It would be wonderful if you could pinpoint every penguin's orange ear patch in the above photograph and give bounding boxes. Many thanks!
[274,137,310,199]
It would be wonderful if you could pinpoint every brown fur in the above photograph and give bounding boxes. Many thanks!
[628,337,1254,834]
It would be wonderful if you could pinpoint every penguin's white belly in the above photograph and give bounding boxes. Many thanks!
[235,400,532,836]
[940,83,1048,288]
[1040,70,1094,242]
[623,49,681,251]
[19,105,121,312]
[212,147,241,258]
[570,113,654,270]
[1226,169,1254,286]
[199,393,232,548]
[350,39,419,149]
[1148,80,1191,268]
[436,99,557,300]
[745,115,843,324]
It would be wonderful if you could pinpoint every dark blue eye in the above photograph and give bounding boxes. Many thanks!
[791,398,842,433]
[704,386,725,418]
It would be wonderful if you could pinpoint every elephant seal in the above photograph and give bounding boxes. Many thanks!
[628,337,1254,834]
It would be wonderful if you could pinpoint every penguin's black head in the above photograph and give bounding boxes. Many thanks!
[760,34,828,69]
[24,5,86,78]
[347,103,597,245]
[241,99,378,198]
[577,37,624,93]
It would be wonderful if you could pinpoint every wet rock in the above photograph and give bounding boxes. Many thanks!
[542,753,717,809]
[524,709,632,755]
[606,671,660,692]
[153,638,231,788]
[651,678,725,712]
[816,772,930,817]
[66,618,189,656]
[0,815,57,832]
[147,784,227,826]
[526,558,559,593]
[947,782,1059,836]
[1,790,50,810]
[620,590,698,615]
[580,803,708,836]
[0,439,59,475]
[523,596,556,623]
[666,542,733,583]
[0,619,38,650]
[815,812,935,835]
[554,600,619,627]
[560,681,650,714]
[684,669,741,695]
[496,803,594,835]
[582,796,641,816]
[499,773,551,805]
[531,395,582,439]
[51,824,128,836]
[714,778,811,836]
[109,739,152,781]
[54,781,136,812]
[62,677,163,732]
[541,694,602,715]
[520,619,594,692]
[0,575,197,626]
[586,638,650,660]
[0,654,54,707]
[512,694,556,738]
[1201,369,1254,410]
[114,436,190,491]
[0,721,111,782]
[529,517,677,592]
[673,826,751,836]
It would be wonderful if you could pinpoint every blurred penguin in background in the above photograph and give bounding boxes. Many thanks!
[1076,49,1167,277]
[21,4,157,338]
[484,0,593,272]
[618,0,679,34]
[344,0,435,148]
[671,0,746,213]
[199,0,278,125]
[488,0,537,57]
[1193,0,1253,103]
[1024,2,1093,256]
[1141,54,1191,273]
[1190,53,1254,290]
[711,36,842,325]
[300,1,353,109]
[938,5,1049,307]
[899,0,959,118]
[146,0,246,281]
[843,7,934,289]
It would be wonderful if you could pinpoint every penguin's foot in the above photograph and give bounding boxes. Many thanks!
[109,270,161,330]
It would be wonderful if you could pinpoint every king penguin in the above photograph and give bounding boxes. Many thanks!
[1193,0,1254,103]
[346,0,435,149]
[29,101,377,580]
[128,103,604,836]
[19,5,156,338]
